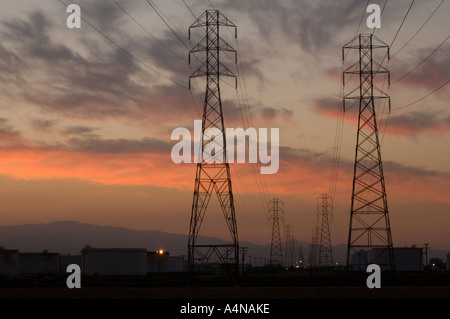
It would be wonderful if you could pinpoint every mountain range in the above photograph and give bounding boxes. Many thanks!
[0,221,446,263]
[0,221,318,263]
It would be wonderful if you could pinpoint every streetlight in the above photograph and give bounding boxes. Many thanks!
[157,249,164,272]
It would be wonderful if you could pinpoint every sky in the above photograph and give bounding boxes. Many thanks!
[0,0,449,252]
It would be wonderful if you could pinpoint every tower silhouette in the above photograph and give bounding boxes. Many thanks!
[317,193,333,268]
[268,198,283,266]
[187,10,239,275]
[308,226,319,269]
[284,223,295,268]
[343,34,394,271]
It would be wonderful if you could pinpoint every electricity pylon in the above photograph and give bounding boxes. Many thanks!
[268,198,283,266]
[343,34,394,271]
[317,193,333,268]
[187,10,239,275]
[284,223,295,268]
[308,226,319,269]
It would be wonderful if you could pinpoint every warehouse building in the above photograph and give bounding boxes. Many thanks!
[19,250,60,275]
[59,254,82,273]
[147,250,170,273]
[350,247,424,271]
[82,247,147,276]
[368,247,424,271]
[0,248,19,277]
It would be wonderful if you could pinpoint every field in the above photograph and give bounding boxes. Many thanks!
[1,270,450,299]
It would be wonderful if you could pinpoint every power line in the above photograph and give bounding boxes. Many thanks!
[58,0,187,89]
[389,0,415,48]
[113,0,185,63]
[391,0,445,58]
[392,35,449,85]
[372,0,414,76]
[344,0,370,61]
[145,0,191,51]
[117,0,203,116]
[391,80,449,111]
[235,38,271,206]
[182,0,197,19]
[371,0,389,36]
[208,0,216,10]
[355,0,370,37]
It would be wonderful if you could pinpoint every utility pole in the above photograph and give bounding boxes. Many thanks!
[317,193,333,269]
[268,198,283,266]
[343,34,395,271]
[240,246,248,275]
[187,10,239,276]
[424,243,429,271]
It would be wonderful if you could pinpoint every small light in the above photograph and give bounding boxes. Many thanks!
[159,249,164,255]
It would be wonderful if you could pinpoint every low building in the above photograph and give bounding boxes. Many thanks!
[59,254,82,273]
[350,250,368,271]
[82,247,147,276]
[351,247,424,271]
[430,257,445,271]
[169,255,186,272]
[446,253,450,271]
[0,248,19,277]
[147,250,170,273]
[19,250,60,275]
[369,247,424,271]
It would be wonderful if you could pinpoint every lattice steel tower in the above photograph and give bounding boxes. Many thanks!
[187,10,239,275]
[317,193,333,268]
[268,198,283,266]
[343,34,394,271]
[284,223,295,268]
[308,226,319,268]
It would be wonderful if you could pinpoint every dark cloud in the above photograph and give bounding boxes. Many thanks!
[144,30,190,78]
[387,111,450,137]
[312,97,346,118]
[218,0,364,53]
[62,125,99,136]
[85,0,128,31]
[221,98,294,127]
[392,43,450,90]
[259,106,295,125]
[67,136,171,154]
[0,8,179,121]
[2,11,79,63]
[0,117,19,136]
[383,160,450,179]
[30,119,60,134]
[0,43,22,84]
[0,118,40,150]
[260,106,277,123]
[313,96,450,138]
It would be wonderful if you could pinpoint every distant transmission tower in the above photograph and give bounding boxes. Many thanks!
[343,34,394,271]
[317,193,333,268]
[308,226,320,269]
[188,10,239,275]
[268,198,283,266]
[284,224,295,268]
[297,245,305,268]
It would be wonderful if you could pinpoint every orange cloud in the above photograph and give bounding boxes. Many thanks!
[0,149,193,190]
[0,140,449,207]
